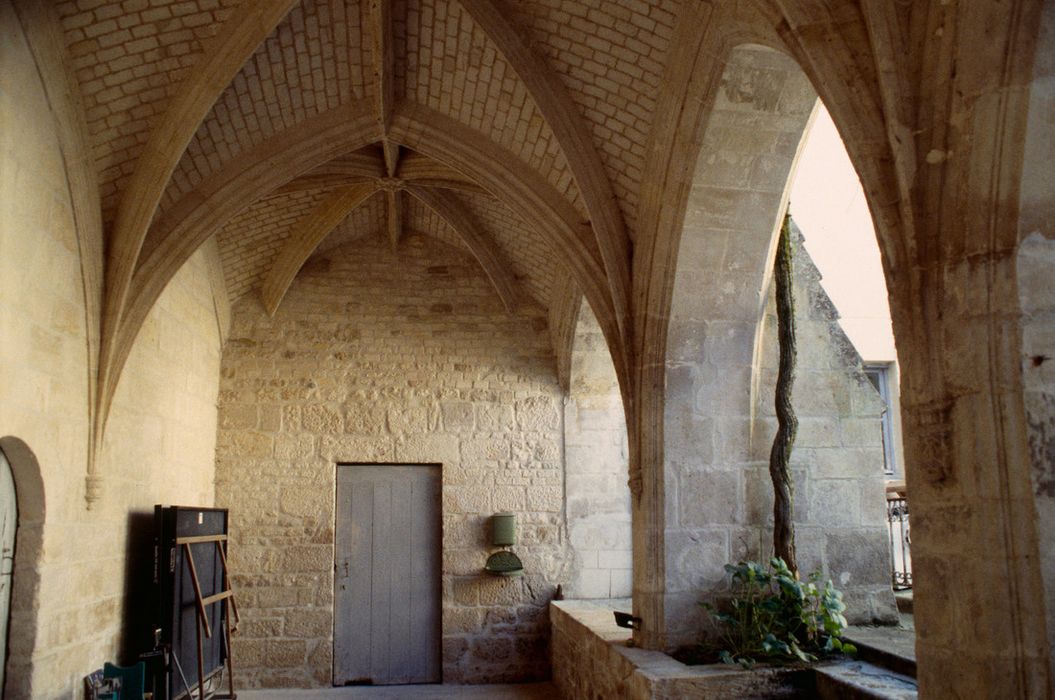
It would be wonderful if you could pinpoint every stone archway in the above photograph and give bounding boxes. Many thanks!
[0,437,45,699]
[630,4,1052,691]
[657,44,819,648]
[638,41,900,653]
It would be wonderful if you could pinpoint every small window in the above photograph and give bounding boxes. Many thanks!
[864,363,897,477]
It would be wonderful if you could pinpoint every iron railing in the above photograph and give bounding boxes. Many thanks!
[886,485,911,589]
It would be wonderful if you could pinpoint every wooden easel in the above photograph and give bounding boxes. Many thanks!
[177,534,239,700]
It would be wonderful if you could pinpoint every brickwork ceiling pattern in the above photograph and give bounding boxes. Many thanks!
[60,0,693,427]
[57,0,244,223]
[58,0,676,327]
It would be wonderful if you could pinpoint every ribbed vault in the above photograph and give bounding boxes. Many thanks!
[70,0,641,437]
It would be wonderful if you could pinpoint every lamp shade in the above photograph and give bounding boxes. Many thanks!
[492,512,516,547]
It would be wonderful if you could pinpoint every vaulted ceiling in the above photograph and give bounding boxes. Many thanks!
[50,0,948,445]
[55,0,698,415]
[56,0,671,310]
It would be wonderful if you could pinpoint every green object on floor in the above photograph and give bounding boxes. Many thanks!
[103,661,145,700]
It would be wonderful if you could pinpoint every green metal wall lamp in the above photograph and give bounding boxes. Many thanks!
[484,512,524,576]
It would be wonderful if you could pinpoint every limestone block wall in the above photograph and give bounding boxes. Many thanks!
[661,45,895,648]
[661,45,819,647]
[1,8,227,695]
[550,601,650,700]
[214,234,569,688]
[551,600,809,699]
[97,243,227,658]
[1018,1,1055,681]
[749,224,896,620]
[1,9,94,691]
[564,301,631,599]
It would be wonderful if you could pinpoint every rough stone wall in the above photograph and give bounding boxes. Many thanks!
[550,601,649,700]
[564,301,631,599]
[749,223,896,620]
[1,9,94,691]
[661,46,897,649]
[1,9,227,695]
[661,45,818,648]
[550,600,808,699]
[214,234,569,688]
[1018,1,1055,682]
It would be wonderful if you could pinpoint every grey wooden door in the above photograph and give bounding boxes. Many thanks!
[0,449,16,694]
[334,465,441,685]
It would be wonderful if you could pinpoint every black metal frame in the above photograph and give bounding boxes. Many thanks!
[886,495,912,589]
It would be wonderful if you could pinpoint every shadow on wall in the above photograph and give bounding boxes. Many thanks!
[120,509,157,664]
[0,436,45,699]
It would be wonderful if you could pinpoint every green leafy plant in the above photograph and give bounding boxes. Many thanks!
[700,557,857,668]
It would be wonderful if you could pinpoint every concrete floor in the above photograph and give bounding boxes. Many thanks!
[238,683,558,699]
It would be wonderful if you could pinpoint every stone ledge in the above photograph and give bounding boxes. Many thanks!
[814,663,918,700]
[551,599,810,698]
[550,599,918,699]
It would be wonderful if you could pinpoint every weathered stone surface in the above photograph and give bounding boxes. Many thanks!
[320,435,394,461]
[551,600,817,699]
[302,405,342,434]
[395,434,460,463]
[475,403,514,431]
[679,469,740,527]
[665,184,897,642]
[442,401,476,432]
[517,396,560,432]
[215,237,568,686]
[461,437,511,462]
[5,1,1053,695]
[387,405,430,435]
[564,301,632,599]
[827,531,892,589]
[274,434,314,460]
[266,639,307,667]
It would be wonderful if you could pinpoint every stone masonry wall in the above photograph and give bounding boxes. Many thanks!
[661,45,819,647]
[564,300,631,599]
[1,11,94,690]
[214,234,569,687]
[749,223,896,620]
[1,8,226,695]
[1018,1,1055,682]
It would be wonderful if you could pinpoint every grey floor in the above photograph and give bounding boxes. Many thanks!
[238,683,558,699]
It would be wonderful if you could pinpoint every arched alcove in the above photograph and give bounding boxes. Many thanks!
[0,437,45,699]
[563,299,631,599]
[658,44,896,649]
[628,3,1053,688]
[659,44,816,647]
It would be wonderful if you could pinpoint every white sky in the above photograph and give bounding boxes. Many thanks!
[789,104,898,363]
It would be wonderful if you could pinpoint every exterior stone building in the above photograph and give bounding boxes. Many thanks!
[0,1,1052,697]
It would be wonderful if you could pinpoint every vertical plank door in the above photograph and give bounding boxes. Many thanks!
[334,465,441,685]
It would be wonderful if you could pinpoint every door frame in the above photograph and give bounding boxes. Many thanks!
[0,437,45,699]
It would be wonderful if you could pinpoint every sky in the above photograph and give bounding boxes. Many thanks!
[788,104,898,364]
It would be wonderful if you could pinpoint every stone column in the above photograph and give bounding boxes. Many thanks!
[890,4,1053,689]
